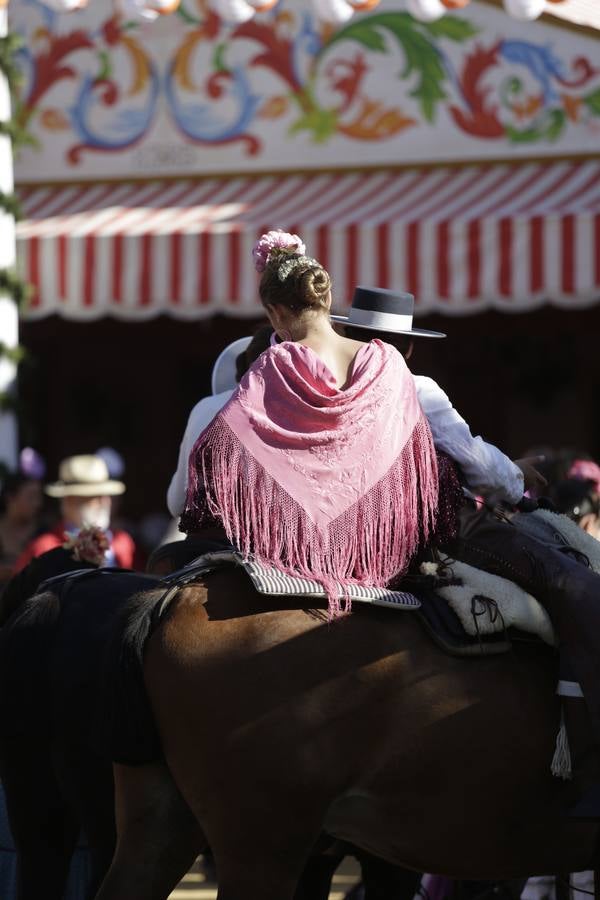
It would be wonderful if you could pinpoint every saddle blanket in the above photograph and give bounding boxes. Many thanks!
[172,550,421,610]
[243,556,421,609]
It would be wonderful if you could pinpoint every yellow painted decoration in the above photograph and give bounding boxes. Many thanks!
[251,0,279,10]
[119,33,151,96]
[40,108,71,130]
[350,0,382,10]
[148,0,181,13]
[339,99,416,140]
[562,94,582,122]
[259,96,289,118]
[511,94,543,119]
[173,31,204,91]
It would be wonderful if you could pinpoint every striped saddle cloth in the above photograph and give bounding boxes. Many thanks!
[243,556,420,609]
[163,549,421,611]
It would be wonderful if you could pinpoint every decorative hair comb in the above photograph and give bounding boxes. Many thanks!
[277,255,320,282]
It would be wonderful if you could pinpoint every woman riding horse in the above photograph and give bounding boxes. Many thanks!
[181,231,519,612]
[182,230,600,815]
[91,233,600,900]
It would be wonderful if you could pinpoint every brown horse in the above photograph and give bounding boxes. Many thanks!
[94,557,599,900]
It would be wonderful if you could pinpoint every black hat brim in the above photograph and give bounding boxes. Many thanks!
[330,314,446,339]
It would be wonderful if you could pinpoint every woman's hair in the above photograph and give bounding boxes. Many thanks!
[259,254,331,313]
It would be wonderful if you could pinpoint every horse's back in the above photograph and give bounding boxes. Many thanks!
[144,566,595,877]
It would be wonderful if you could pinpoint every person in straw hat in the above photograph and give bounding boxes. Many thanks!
[14,455,136,572]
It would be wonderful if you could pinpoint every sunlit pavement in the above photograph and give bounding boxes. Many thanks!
[168,855,361,899]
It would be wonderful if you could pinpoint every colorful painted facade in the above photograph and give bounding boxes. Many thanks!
[9,0,599,182]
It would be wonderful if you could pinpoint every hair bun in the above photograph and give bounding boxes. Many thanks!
[299,267,331,307]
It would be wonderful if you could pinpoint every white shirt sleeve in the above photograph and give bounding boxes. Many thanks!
[166,390,234,518]
[413,375,524,504]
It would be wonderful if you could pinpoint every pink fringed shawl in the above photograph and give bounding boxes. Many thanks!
[183,339,439,614]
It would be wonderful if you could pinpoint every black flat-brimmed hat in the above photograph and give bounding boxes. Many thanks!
[330,286,446,339]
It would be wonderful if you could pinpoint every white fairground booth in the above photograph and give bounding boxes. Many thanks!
[8,0,600,518]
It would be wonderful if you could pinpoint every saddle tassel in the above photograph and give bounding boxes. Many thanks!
[551,706,572,780]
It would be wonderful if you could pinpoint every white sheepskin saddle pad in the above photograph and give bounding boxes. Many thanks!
[426,508,600,647]
[421,558,556,646]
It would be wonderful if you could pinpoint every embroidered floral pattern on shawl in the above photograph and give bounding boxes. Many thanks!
[182,339,439,614]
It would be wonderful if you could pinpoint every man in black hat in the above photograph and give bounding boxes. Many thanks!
[331,286,546,501]
[334,286,600,818]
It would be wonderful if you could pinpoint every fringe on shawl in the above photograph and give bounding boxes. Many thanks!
[183,414,439,617]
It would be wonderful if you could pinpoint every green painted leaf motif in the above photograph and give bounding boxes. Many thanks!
[177,2,202,25]
[422,17,479,41]
[289,106,338,143]
[504,125,541,143]
[213,43,229,74]
[505,109,565,144]
[324,12,466,122]
[584,88,600,116]
[398,26,447,122]
[332,22,387,52]
[546,109,566,141]
[97,49,112,83]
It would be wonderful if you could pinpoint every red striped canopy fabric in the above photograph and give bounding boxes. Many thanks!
[16,159,600,320]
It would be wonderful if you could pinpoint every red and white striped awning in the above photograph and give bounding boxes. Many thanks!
[17,159,600,321]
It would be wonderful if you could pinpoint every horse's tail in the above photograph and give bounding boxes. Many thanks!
[98,586,169,766]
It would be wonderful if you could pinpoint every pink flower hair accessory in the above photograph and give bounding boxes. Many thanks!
[63,527,110,567]
[252,230,306,273]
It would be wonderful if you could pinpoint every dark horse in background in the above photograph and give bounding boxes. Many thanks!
[0,546,423,900]
[0,549,160,900]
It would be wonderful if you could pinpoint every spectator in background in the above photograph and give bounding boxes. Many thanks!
[0,472,44,590]
[15,454,136,571]
[551,478,600,540]
[567,458,600,495]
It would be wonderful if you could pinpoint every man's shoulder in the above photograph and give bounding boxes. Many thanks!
[413,374,448,395]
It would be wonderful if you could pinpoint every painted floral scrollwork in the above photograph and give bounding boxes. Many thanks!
[11,0,600,165]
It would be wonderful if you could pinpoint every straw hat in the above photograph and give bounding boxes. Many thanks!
[45,455,126,498]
